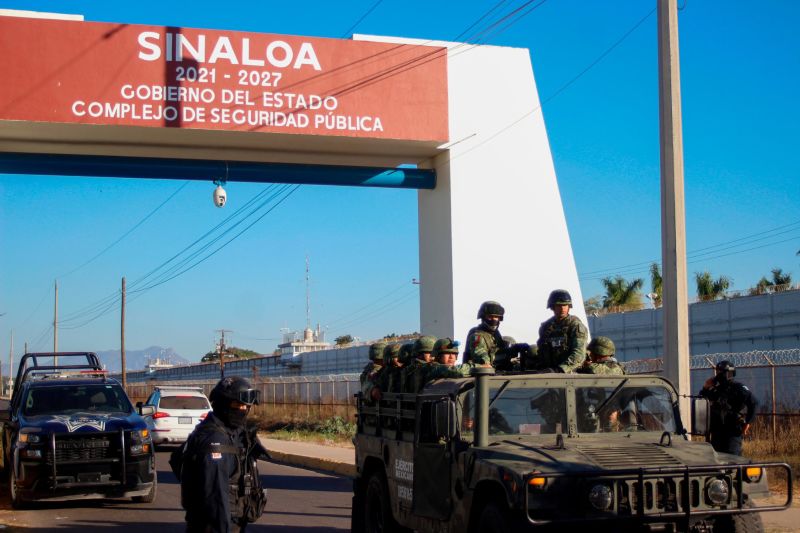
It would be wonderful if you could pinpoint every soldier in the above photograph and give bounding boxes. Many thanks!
[579,336,624,375]
[534,289,588,373]
[402,335,436,393]
[178,377,267,532]
[381,343,403,394]
[699,360,757,455]
[426,338,470,382]
[463,301,508,367]
[360,341,386,402]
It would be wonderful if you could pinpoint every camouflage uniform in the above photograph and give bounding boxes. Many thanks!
[535,314,588,373]
[425,338,471,383]
[578,336,624,375]
[580,357,624,375]
[381,343,404,393]
[360,341,386,402]
[464,325,507,366]
[402,335,436,393]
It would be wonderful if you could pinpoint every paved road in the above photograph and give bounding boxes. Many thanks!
[0,448,352,531]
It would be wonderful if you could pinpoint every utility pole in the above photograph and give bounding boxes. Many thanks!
[305,256,311,330]
[216,329,232,378]
[53,280,58,364]
[658,0,691,426]
[8,331,13,397]
[121,277,127,389]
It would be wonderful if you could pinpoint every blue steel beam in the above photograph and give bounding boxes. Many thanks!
[0,152,436,189]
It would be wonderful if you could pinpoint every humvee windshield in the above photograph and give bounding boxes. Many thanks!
[575,385,676,434]
[457,381,677,438]
[23,384,133,416]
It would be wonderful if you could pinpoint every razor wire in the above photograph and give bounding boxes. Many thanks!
[623,348,800,375]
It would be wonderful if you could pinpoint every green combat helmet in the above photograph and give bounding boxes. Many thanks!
[399,343,415,365]
[587,336,615,357]
[413,335,437,360]
[432,338,460,362]
[369,341,388,362]
[384,343,403,363]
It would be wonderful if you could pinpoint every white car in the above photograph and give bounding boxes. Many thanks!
[142,387,210,445]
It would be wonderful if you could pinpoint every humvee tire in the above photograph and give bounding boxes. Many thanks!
[364,470,405,533]
[476,502,525,533]
[713,502,765,533]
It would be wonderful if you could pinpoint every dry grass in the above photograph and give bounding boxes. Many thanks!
[742,415,800,494]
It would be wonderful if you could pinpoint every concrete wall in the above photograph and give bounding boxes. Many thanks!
[589,290,800,361]
[122,344,370,383]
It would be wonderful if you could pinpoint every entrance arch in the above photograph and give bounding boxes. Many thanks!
[0,14,585,345]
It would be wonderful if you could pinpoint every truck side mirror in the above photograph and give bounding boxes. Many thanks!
[690,398,710,436]
[432,399,457,440]
[139,405,155,417]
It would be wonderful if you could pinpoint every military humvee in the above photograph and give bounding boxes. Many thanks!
[351,368,792,533]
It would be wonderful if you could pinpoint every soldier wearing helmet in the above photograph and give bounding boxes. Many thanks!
[361,341,386,403]
[533,289,588,373]
[425,338,471,383]
[402,335,436,393]
[380,343,404,394]
[699,360,757,455]
[463,301,509,367]
[578,336,624,375]
[179,376,266,532]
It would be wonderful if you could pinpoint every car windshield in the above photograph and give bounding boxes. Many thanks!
[486,384,568,436]
[23,384,132,416]
[575,385,677,434]
[159,396,210,410]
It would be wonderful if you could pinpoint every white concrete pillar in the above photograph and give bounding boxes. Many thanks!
[418,42,586,347]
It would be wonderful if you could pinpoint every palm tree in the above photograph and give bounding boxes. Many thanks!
[770,268,792,290]
[695,271,732,301]
[601,275,644,311]
[749,276,772,296]
[650,263,663,308]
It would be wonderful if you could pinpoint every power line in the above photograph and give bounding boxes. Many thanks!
[59,185,302,330]
[57,180,190,279]
[579,220,800,280]
[341,0,384,38]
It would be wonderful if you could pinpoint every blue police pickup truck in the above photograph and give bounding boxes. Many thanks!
[0,352,156,508]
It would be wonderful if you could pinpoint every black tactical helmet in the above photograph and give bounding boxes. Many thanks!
[209,376,260,407]
[715,360,736,380]
[547,289,572,309]
[477,301,505,320]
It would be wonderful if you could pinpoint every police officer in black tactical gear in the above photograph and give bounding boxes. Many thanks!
[179,376,267,533]
[699,360,757,456]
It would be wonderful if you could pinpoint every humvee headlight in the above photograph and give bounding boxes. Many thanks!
[588,484,613,510]
[744,467,762,483]
[706,479,729,505]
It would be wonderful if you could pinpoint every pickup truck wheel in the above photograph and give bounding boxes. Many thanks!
[364,471,401,533]
[477,502,520,533]
[132,474,157,503]
[9,462,28,509]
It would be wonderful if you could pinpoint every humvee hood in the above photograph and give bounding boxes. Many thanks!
[480,438,721,474]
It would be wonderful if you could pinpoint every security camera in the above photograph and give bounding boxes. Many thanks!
[213,184,227,208]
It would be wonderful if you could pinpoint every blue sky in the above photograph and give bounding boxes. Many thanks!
[1,0,798,365]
